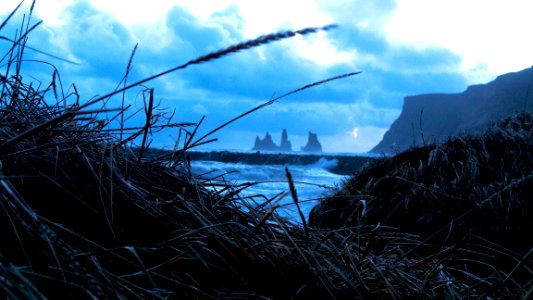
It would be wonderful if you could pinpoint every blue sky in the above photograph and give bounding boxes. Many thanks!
[1,0,532,153]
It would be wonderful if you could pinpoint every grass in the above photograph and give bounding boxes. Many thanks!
[1,2,532,299]
[310,112,533,297]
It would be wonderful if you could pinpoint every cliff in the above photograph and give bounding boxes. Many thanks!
[370,66,533,153]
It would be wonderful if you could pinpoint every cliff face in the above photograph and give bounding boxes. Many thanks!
[370,66,533,154]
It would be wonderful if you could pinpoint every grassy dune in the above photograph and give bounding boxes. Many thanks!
[0,3,531,299]
[310,112,533,296]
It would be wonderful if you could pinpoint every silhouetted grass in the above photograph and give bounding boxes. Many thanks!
[310,112,533,298]
[1,2,530,299]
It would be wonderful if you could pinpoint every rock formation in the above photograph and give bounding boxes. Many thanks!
[252,129,294,151]
[252,132,279,151]
[301,132,322,153]
[252,130,323,152]
[370,66,533,154]
[279,129,292,151]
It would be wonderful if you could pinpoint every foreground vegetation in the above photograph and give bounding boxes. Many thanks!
[310,112,533,297]
[1,2,532,299]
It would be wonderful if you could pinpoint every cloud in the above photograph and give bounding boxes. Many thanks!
[318,0,397,30]
[384,0,533,82]
[192,103,208,114]
[59,1,137,79]
[1,1,478,153]
[320,126,389,153]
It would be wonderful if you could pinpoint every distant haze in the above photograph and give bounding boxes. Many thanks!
[1,0,532,152]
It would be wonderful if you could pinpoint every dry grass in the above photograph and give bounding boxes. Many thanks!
[1,2,530,299]
[310,112,533,298]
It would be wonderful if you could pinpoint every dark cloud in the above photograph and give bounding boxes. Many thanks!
[58,1,138,81]
[166,6,228,53]
[0,9,66,89]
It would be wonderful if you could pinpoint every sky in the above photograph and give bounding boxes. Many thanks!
[1,0,532,153]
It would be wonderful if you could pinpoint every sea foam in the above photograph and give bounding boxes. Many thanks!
[190,160,346,221]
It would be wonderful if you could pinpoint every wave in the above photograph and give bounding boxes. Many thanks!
[196,147,382,157]
[190,160,346,221]
[187,151,377,176]
[309,157,338,170]
[191,160,343,184]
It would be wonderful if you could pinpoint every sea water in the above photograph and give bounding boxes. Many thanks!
[190,158,347,222]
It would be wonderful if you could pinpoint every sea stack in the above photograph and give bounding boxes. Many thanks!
[301,132,322,153]
[252,132,279,151]
[252,129,293,152]
[279,129,292,151]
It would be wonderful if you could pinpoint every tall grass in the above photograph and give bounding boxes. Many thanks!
[0,1,530,299]
[311,112,533,297]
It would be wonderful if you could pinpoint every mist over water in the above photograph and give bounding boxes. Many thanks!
[191,159,346,221]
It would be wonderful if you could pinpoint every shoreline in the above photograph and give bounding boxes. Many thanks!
[151,149,379,176]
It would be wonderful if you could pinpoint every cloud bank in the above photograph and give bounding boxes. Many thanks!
[4,0,527,152]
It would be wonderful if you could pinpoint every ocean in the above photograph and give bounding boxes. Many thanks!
[190,156,350,222]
